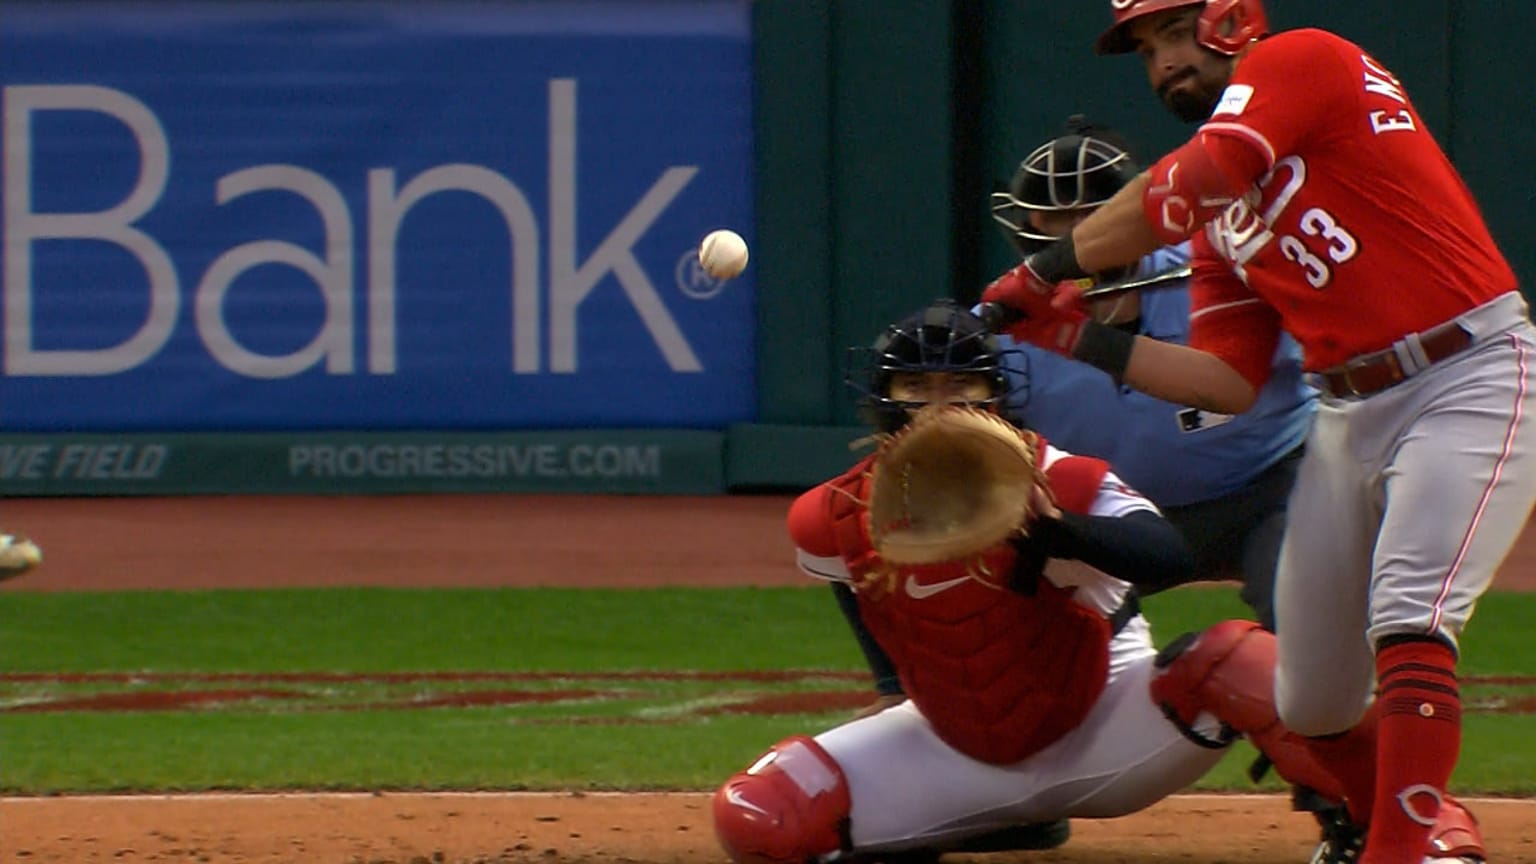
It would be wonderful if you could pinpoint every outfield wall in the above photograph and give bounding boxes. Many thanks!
[3,1,1531,496]
[0,427,866,495]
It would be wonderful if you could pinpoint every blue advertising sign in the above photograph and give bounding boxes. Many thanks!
[0,1,755,431]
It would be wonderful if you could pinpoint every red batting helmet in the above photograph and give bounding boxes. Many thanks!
[1095,0,1268,57]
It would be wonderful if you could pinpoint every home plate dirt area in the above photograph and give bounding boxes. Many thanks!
[3,494,1534,864]
[5,792,1536,864]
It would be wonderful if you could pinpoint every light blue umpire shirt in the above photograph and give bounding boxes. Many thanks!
[984,242,1317,507]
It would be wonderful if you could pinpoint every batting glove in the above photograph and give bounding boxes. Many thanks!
[979,263,1089,357]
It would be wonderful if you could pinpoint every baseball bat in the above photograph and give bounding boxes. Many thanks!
[977,264,1192,332]
[1079,265,1192,299]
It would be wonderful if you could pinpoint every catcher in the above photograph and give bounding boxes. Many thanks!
[711,299,1484,864]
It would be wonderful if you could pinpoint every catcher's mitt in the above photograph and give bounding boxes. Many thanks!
[867,405,1050,565]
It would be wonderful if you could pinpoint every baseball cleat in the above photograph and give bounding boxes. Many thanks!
[1428,798,1486,862]
[1306,798,1487,864]
[952,819,1072,852]
[0,533,42,580]
[1307,806,1363,864]
[846,819,1071,863]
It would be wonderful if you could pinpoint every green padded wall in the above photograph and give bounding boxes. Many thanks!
[752,1,961,426]
[752,2,836,423]
[827,2,959,426]
[1451,5,1536,297]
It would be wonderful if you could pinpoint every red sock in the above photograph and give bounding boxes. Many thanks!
[1363,638,1462,864]
[1303,704,1379,824]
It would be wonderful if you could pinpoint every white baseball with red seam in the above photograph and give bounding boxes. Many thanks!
[698,229,749,279]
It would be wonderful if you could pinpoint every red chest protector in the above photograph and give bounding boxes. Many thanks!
[826,452,1114,765]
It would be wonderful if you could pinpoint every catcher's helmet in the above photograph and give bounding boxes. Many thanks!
[990,116,1140,258]
[1095,0,1268,56]
[849,299,1014,433]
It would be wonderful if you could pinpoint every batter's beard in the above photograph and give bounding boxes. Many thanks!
[1158,69,1222,123]
[1165,88,1220,123]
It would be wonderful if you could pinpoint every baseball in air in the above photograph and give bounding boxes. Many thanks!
[698,229,750,279]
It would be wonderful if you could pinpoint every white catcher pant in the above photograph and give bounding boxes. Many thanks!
[813,617,1227,854]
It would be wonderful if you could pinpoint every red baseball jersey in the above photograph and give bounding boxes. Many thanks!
[1187,28,1516,374]
[787,444,1125,765]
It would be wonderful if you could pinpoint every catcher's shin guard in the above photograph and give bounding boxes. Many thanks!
[1150,620,1346,802]
[712,735,852,864]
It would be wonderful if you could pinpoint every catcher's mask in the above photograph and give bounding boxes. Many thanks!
[990,116,1140,259]
[848,299,1016,434]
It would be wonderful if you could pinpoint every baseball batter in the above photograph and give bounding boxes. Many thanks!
[710,301,1482,864]
[980,3,1535,863]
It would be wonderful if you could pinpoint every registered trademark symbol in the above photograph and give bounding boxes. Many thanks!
[675,247,731,300]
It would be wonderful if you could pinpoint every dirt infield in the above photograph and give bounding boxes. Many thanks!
[0,495,804,592]
[4,792,1535,864]
[3,494,1534,593]
[1,494,1533,864]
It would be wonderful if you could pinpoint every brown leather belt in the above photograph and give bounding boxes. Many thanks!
[1314,321,1474,399]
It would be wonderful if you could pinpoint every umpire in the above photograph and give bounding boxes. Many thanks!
[985,116,1314,627]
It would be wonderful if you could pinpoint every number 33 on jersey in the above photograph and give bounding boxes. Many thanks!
[1187,28,1515,370]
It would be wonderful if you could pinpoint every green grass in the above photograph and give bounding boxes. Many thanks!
[0,587,857,673]
[2,586,1533,794]
[0,709,830,792]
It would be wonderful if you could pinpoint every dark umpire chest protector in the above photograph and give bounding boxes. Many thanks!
[826,454,1114,765]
